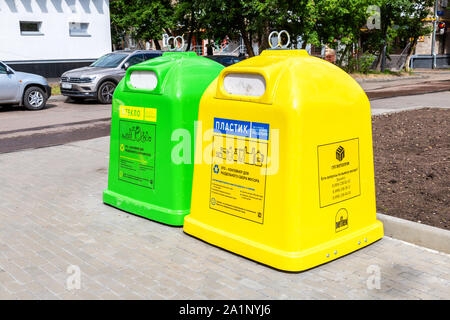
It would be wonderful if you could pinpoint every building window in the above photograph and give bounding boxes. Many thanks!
[69,22,90,37]
[20,21,43,35]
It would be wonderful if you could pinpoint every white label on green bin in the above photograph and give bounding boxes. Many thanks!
[118,120,156,189]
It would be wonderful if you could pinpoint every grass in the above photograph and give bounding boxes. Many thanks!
[353,70,407,76]
[50,83,61,96]
[350,69,416,78]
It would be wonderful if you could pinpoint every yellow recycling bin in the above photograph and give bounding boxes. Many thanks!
[184,49,384,272]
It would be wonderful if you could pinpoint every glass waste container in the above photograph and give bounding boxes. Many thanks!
[183,49,384,271]
[103,52,224,226]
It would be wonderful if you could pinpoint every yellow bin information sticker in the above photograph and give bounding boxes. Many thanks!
[318,138,361,207]
[119,105,157,122]
[209,118,269,224]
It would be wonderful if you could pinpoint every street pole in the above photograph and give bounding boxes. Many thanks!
[380,4,390,72]
[431,0,439,69]
[381,42,387,72]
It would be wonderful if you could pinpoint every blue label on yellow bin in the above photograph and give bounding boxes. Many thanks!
[210,117,269,224]
[213,118,269,140]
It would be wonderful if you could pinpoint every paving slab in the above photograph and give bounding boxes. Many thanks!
[0,137,449,300]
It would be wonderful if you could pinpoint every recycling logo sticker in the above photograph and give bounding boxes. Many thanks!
[336,146,345,162]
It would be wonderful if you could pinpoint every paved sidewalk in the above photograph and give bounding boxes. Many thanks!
[0,137,449,300]
[370,91,450,115]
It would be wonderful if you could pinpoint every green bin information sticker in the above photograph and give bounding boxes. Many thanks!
[118,120,156,189]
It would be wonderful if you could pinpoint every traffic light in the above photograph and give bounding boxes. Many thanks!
[438,22,446,35]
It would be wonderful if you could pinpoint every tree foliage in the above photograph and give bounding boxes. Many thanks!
[110,0,434,70]
[111,0,174,50]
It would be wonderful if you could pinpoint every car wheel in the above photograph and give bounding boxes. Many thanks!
[23,86,47,110]
[97,81,116,104]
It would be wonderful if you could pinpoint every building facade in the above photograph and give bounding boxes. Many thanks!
[0,0,112,77]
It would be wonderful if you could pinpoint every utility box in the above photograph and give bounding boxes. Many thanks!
[103,52,224,226]
[184,50,383,271]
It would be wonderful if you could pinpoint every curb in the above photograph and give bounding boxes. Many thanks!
[355,75,427,84]
[48,95,66,102]
[371,106,450,116]
[377,212,450,254]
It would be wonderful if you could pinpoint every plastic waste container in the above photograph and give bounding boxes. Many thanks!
[183,49,384,271]
[103,52,224,226]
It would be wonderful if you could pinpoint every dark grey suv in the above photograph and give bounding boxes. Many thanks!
[60,50,163,104]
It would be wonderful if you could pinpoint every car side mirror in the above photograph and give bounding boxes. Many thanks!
[123,62,130,70]
[6,68,14,75]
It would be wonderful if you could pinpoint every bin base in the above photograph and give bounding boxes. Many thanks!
[183,216,384,272]
[103,189,188,226]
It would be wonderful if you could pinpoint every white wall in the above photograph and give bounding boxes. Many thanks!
[0,0,111,61]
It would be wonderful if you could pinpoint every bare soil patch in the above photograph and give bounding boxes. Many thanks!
[372,108,449,230]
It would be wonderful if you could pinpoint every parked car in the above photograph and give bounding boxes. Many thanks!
[0,61,51,110]
[60,50,163,104]
[205,55,246,67]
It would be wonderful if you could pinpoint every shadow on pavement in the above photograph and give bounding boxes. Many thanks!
[62,97,108,105]
[0,103,59,112]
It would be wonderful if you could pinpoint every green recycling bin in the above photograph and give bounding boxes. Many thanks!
[103,52,224,226]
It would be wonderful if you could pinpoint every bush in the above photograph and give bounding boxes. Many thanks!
[358,53,376,74]
[344,53,376,74]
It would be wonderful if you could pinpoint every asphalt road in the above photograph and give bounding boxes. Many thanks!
[1,90,449,154]
[0,97,111,154]
[0,97,110,132]
[366,79,450,100]
[0,119,110,154]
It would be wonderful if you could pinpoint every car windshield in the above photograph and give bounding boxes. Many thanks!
[90,53,128,68]
[0,62,13,72]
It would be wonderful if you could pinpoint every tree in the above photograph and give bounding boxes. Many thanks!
[173,0,200,51]
[189,0,281,57]
[396,0,434,71]
[110,0,128,49]
[314,0,372,70]
[312,0,433,72]
[264,0,317,49]
[367,0,433,71]
[109,0,432,73]
[110,0,174,50]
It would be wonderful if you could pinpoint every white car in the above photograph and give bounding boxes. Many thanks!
[0,61,51,110]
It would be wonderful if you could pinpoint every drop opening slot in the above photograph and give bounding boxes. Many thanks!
[223,73,266,97]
